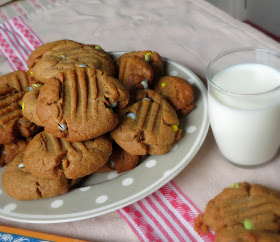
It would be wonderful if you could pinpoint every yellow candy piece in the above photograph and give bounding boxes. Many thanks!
[172,125,178,132]
[95,45,102,50]
[230,183,240,188]
[144,52,152,62]
[31,83,42,89]
[29,70,34,75]
[21,102,24,111]
[161,82,166,87]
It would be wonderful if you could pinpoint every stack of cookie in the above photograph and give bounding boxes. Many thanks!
[0,40,195,200]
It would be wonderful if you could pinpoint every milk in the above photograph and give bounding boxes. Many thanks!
[208,63,280,166]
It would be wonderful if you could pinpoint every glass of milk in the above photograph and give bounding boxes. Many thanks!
[207,48,280,167]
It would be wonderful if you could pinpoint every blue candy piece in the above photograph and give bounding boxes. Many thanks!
[142,97,150,101]
[79,64,88,67]
[126,112,136,120]
[141,78,149,89]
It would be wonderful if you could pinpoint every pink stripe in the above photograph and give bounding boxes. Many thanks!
[7,19,33,54]
[12,2,27,17]
[15,16,43,48]
[170,180,202,213]
[0,47,17,71]
[145,196,185,241]
[30,0,41,9]
[153,191,196,241]
[2,22,27,63]
[121,205,161,242]
[0,9,8,22]
[117,210,146,242]
[137,200,172,241]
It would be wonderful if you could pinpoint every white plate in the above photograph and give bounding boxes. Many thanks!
[0,52,209,223]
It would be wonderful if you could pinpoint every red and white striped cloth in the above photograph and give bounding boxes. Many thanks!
[0,16,214,242]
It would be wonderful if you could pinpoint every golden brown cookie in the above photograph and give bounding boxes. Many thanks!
[117,50,163,82]
[97,144,142,173]
[2,153,71,200]
[36,67,129,142]
[22,87,44,126]
[154,76,195,116]
[115,55,153,92]
[110,89,181,155]
[199,182,280,242]
[0,70,33,92]
[0,87,38,144]
[0,138,30,167]
[23,131,112,179]
[27,40,115,82]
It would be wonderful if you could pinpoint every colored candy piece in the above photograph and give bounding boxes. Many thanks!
[230,183,240,188]
[110,102,118,108]
[29,70,34,75]
[144,51,152,62]
[141,78,149,89]
[61,55,66,60]
[161,82,166,87]
[31,83,42,89]
[172,125,178,132]
[58,123,67,131]
[78,64,88,67]
[95,45,102,50]
[142,98,150,101]
[244,219,253,230]
[110,160,115,168]
[28,87,33,91]
[126,112,136,120]
[21,102,25,111]
[18,163,24,168]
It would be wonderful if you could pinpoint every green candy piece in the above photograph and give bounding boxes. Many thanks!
[95,45,102,50]
[230,183,240,188]
[243,219,253,230]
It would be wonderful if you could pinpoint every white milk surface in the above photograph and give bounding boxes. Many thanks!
[208,63,280,166]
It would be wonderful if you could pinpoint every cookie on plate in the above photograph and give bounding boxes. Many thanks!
[110,89,181,155]
[0,138,30,167]
[97,144,142,174]
[23,131,112,179]
[196,182,280,242]
[2,153,73,200]
[117,50,164,82]
[115,55,153,92]
[27,39,115,82]
[154,76,195,116]
[36,67,129,141]
[0,87,38,144]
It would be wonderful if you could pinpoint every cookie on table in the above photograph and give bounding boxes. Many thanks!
[197,182,280,242]
[23,131,112,179]
[1,153,74,201]
[115,55,153,92]
[27,39,115,82]
[154,76,195,116]
[110,89,181,155]
[36,67,129,142]
[97,144,142,174]
[0,87,38,144]
[0,138,30,167]
[117,50,164,82]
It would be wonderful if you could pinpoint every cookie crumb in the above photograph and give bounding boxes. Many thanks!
[194,214,209,235]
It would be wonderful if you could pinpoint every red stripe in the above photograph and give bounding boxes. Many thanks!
[145,195,185,241]
[137,200,172,241]
[2,22,27,63]
[153,191,196,241]
[117,210,146,242]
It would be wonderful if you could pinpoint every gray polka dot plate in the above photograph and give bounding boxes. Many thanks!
[0,52,209,223]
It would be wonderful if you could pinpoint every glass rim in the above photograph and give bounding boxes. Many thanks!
[206,48,280,96]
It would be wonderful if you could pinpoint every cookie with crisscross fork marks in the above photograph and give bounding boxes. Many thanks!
[2,153,76,201]
[200,182,280,242]
[110,89,181,155]
[27,39,115,82]
[0,87,38,144]
[23,131,112,179]
[36,67,129,142]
